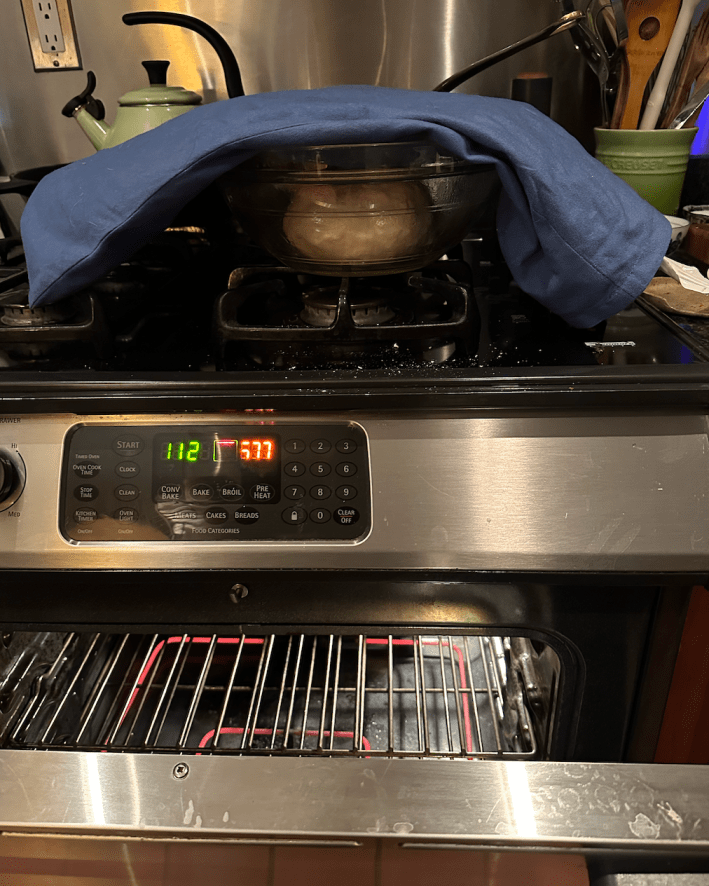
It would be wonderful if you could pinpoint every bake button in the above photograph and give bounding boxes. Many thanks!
[336,439,358,454]
[250,483,276,502]
[310,462,332,477]
[205,507,228,525]
[234,506,260,525]
[310,485,332,500]
[284,439,306,454]
[284,484,306,500]
[115,484,139,502]
[334,507,360,526]
[189,483,214,500]
[336,462,357,477]
[336,485,358,500]
[282,506,307,525]
[112,435,144,457]
[114,507,139,524]
[310,508,331,524]
[220,482,245,500]
[115,461,140,479]
[74,484,99,501]
[73,462,101,479]
[285,461,305,477]
[310,439,332,454]
[73,507,97,523]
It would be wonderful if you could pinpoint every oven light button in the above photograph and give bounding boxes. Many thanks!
[114,507,138,523]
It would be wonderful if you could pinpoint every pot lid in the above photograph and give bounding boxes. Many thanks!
[119,60,202,107]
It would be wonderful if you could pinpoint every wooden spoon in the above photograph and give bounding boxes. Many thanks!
[660,5,709,127]
[613,0,682,130]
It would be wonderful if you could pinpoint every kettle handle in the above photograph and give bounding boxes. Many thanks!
[122,12,245,99]
[61,70,106,120]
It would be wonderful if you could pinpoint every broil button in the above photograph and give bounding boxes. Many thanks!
[334,507,360,526]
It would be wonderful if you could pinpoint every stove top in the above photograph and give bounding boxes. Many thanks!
[0,230,698,379]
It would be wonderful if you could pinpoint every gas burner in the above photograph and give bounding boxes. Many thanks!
[300,287,397,328]
[1,291,76,328]
[214,265,479,370]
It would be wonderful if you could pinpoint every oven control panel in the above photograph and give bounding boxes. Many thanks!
[60,423,370,542]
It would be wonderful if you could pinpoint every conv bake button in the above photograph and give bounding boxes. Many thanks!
[112,435,144,457]
[334,507,360,526]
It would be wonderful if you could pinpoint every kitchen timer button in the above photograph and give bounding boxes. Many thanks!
[282,506,307,525]
[334,507,360,526]
[74,484,99,501]
[112,435,144,457]
[73,507,97,523]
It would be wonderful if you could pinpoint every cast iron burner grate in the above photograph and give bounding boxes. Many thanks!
[0,632,557,759]
[214,264,479,370]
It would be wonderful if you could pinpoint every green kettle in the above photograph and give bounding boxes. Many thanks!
[61,61,202,151]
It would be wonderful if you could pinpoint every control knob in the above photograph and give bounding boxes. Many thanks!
[0,449,25,510]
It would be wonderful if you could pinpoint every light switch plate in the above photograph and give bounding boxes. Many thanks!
[20,0,81,71]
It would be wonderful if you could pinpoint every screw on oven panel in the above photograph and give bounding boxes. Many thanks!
[229,584,249,603]
[1,633,12,649]
[172,762,190,779]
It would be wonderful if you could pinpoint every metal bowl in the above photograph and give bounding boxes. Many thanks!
[219,142,499,276]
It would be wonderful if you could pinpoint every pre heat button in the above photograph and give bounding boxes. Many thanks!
[112,435,144,457]
[250,484,276,502]
[334,507,360,526]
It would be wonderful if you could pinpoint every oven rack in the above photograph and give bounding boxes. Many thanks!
[0,631,554,759]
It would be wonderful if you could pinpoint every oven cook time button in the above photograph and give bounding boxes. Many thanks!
[73,462,101,479]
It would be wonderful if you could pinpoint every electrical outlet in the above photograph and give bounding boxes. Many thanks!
[32,1,66,54]
[20,0,81,70]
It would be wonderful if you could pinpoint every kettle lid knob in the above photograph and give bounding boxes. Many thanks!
[142,60,170,86]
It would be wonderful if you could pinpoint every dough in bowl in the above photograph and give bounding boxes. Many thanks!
[283,181,430,262]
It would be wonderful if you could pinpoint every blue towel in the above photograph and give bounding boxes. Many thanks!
[21,85,671,327]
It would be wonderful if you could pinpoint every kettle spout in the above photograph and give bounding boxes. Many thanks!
[73,107,111,151]
[61,71,109,151]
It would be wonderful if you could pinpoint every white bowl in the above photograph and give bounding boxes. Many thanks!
[665,214,690,253]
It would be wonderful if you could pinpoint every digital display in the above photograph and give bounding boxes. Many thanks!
[159,437,277,462]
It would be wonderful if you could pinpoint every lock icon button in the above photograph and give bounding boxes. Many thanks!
[282,506,307,525]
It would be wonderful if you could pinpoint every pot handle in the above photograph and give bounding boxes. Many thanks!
[122,11,245,99]
[433,11,583,92]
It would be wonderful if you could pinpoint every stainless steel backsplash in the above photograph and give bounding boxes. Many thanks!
[0,0,593,176]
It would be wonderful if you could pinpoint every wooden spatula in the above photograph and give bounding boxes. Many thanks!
[613,0,682,129]
[660,5,709,127]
